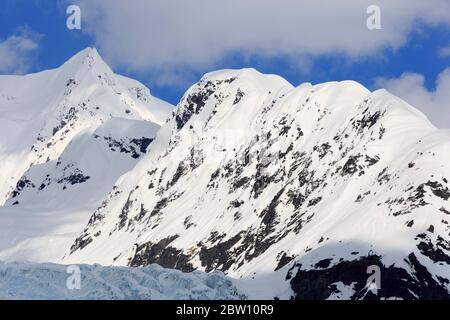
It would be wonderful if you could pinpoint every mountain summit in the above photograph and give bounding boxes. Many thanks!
[0,48,173,262]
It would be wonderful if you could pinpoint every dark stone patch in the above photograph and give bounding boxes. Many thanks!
[231,176,251,192]
[129,235,194,272]
[57,172,90,186]
[425,181,450,200]
[377,167,391,185]
[199,233,243,272]
[175,78,235,130]
[118,193,134,230]
[355,111,381,131]
[364,155,379,166]
[184,215,195,229]
[260,189,284,233]
[100,135,152,159]
[279,143,293,159]
[70,236,93,254]
[314,258,333,269]
[313,143,331,159]
[379,125,386,139]
[342,155,361,176]
[252,166,275,199]
[355,191,371,203]
[417,241,450,265]
[230,199,244,208]
[406,220,414,227]
[275,252,295,271]
[134,204,149,222]
[287,190,306,210]
[150,197,169,217]
[233,88,245,105]
[308,197,322,207]
[10,178,35,199]
[290,253,450,300]
[130,137,153,154]
[167,162,187,189]
[66,78,76,87]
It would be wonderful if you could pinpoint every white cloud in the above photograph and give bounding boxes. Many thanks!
[74,0,450,83]
[438,45,450,57]
[0,27,41,74]
[375,68,450,128]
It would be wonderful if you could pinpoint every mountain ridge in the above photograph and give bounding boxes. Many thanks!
[1,49,449,299]
[63,65,450,299]
[0,48,173,263]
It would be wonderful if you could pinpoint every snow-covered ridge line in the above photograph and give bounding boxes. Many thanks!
[66,66,450,299]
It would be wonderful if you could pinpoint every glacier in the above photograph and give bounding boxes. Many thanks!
[0,261,245,300]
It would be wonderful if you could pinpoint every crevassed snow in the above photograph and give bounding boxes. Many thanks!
[0,261,246,300]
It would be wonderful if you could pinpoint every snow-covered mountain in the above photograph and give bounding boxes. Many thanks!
[1,49,450,300]
[60,68,450,299]
[0,48,172,262]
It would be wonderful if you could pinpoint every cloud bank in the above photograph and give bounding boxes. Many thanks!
[0,27,41,74]
[376,69,450,129]
[438,45,450,58]
[75,0,450,83]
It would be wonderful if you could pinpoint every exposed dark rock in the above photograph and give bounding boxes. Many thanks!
[233,88,245,105]
[417,241,450,265]
[290,254,450,300]
[150,197,169,217]
[175,78,235,130]
[314,258,333,269]
[10,178,35,199]
[275,252,295,271]
[199,233,243,272]
[425,181,450,200]
[100,135,152,158]
[57,171,90,186]
[342,155,361,176]
[129,235,194,272]
[70,236,93,253]
[118,193,134,230]
[308,197,322,207]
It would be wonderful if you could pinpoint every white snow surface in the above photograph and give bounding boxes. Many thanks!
[0,48,173,263]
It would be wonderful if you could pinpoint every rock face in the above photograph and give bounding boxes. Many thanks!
[0,48,173,262]
[63,68,450,299]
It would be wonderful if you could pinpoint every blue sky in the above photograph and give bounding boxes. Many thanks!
[0,0,449,126]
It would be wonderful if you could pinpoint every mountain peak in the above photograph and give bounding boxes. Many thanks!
[58,47,111,79]
[200,68,293,91]
[68,47,102,63]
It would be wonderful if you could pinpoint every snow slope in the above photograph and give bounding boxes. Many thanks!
[0,261,245,300]
[0,48,172,263]
[66,68,450,299]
